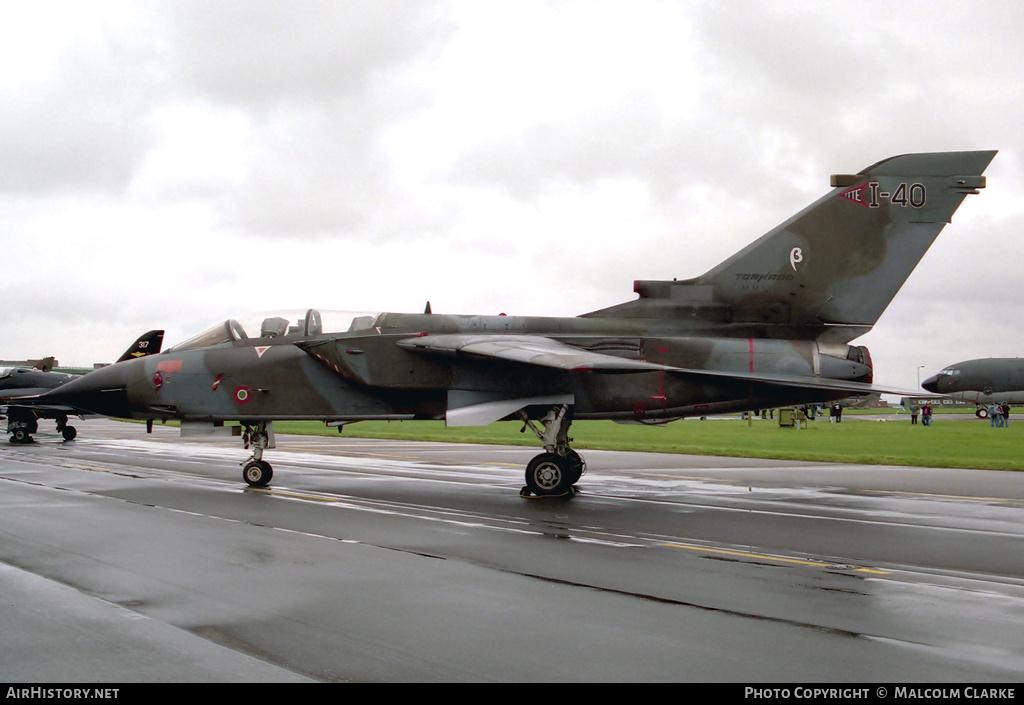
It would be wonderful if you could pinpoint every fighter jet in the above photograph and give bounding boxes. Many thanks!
[40,151,995,496]
[2,330,163,442]
[921,358,1024,414]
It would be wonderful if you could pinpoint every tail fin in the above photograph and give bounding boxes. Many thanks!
[31,356,57,372]
[588,151,996,342]
[116,330,164,363]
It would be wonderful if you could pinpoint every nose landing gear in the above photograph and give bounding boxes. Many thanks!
[241,421,275,487]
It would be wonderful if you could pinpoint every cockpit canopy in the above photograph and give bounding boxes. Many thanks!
[166,309,380,353]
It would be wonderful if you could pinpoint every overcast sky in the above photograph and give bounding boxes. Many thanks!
[2,0,1022,393]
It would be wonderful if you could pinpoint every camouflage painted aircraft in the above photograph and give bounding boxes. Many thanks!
[2,330,163,442]
[40,151,994,496]
[921,358,1024,413]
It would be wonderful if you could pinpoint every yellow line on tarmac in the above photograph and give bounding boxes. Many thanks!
[662,542,889,574]
[860,489,1012,503]
[249,488,342,503]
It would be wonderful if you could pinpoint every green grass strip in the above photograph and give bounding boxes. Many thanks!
[270,415,1024,471]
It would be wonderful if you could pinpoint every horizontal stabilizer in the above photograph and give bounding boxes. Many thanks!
[664,366,919,398]
[0,401,80,414]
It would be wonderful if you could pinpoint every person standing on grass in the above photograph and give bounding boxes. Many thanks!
[922,403,933,426]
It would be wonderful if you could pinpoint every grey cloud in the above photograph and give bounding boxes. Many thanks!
[0,1,455,235]
[0,21,161,195]
[163,0,451,109]
[157,1,455,239]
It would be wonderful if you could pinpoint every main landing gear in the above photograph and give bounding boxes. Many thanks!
[517,405,585,498]
[7,412,77,443]
[241,421,274,487]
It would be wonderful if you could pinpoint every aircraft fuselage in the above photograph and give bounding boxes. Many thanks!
[921,358,1024,406]
[51,312,871,427]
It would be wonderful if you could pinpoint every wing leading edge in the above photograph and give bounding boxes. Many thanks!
[396,334,672,372]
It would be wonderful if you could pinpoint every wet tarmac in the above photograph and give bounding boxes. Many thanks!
[1,419,1022,682]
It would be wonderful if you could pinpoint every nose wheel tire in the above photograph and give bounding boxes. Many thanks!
[242,460,273,487]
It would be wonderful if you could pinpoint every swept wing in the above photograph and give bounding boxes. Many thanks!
[397,333,917,396]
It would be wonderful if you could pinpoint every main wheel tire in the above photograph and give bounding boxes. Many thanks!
[61,426,77,441]
[564,449,586,485]
[525,453,574,497]
[242,460,273,487]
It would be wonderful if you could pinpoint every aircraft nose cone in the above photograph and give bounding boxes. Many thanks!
[920,374,941,393]
[42,362,133,418]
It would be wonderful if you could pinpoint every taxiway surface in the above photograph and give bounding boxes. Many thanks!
[1,419,1022,682]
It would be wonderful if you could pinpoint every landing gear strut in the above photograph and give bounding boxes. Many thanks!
[241,421,274,487]
[518,405,585,498]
